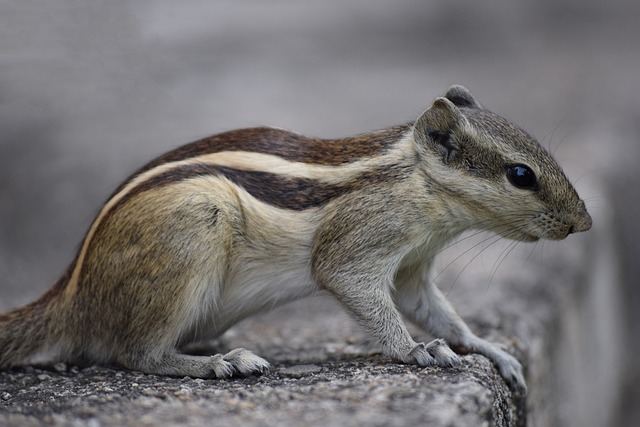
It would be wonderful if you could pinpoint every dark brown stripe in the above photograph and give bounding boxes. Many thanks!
[125,163,341,211]
[114,163,408,213]
[145,125,411,170]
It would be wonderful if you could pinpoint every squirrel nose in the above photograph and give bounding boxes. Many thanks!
[569,211,592,234]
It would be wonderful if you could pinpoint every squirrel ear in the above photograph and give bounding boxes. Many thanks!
[444,85,482,109]
[415,97,463,135]
[414,97,464,163]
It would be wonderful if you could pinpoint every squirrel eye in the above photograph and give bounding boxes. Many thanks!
[507,164,538,190]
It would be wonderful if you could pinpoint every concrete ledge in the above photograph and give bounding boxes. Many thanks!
[0,356,522,427]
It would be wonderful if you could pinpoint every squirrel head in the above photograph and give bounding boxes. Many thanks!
[413,85,591,241]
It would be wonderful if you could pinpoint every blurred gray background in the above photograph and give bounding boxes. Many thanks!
[1,0,639,424]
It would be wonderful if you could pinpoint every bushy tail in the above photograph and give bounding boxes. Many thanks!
[0,290,59,369]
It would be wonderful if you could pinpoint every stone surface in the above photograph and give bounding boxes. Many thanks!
[0,356,521,427]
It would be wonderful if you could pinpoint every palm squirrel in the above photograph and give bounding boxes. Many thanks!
[0,85,591,395]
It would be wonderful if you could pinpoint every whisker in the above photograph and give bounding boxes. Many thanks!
[486,238,517,285]
[540,112,571,155]
[426,217,529,263]
[573,167,608,186]
[484,239,521,293]
[427,228,489,259]
[526,239,540,261]
[552,123,579,158]
[429,217,527,269]
[441,233,506,297]
[424,213,544,298]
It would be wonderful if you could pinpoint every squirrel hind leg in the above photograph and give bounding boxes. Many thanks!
[118,348,270,378]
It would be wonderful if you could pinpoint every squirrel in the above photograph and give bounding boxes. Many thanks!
[0,85,591,395]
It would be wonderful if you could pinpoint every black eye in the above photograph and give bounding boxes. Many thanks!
[507,164,538,190]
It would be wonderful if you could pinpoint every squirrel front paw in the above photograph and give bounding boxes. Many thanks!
[492,348,527,396]
[409,339,461,367]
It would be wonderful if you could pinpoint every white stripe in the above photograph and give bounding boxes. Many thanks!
[193,135,414,184]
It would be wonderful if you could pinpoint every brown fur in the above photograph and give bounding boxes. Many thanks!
[148,125,411,166]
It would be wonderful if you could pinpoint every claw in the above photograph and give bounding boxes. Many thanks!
[426,339,462,367]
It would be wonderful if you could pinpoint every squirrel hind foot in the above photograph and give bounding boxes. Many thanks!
[118,348,270,379]
[221,348,270,376]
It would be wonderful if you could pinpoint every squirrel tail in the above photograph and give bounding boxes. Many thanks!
[0,283,64,369]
